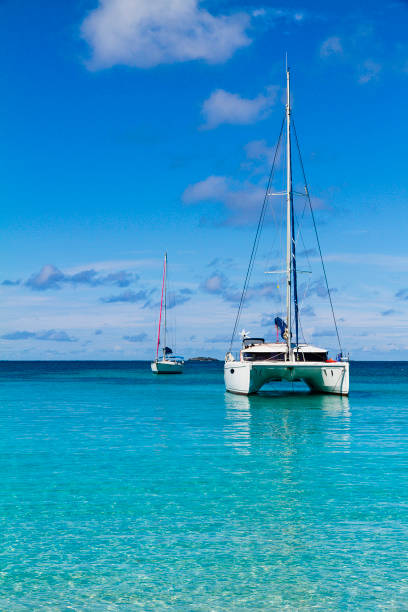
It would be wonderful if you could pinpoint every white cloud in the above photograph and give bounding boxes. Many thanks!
[81,0,251,69]
[183,175,228,202]
[319,29,386,85]
[201,272,229,294]
[244,139,276,166]
[255,7,306,24]
[183,174,265,226]
[358,59,382,84]
[320,36,343,58]
[201,86,277,129]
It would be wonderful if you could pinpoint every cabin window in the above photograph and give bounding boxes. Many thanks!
[242,352,285,362]
[295,352,328,362]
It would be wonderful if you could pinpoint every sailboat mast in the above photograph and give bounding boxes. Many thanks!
[156,254,166,361]
[285,67,293,360]
[163,252,167,359]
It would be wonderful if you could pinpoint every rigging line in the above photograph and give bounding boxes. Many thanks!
[280,148,287,318]
[298,267,312,344]
[294,189,309,247]
[292,118,343,354]
[291,195,299,346]
[297,223,314,339]
[298,313,307,345]
[229,115,285,352]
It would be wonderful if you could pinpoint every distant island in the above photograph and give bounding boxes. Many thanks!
[187,357,220,362]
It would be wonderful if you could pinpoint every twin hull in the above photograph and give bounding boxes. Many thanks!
[224,360,349,395]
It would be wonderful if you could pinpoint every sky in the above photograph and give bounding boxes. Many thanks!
[0,0,407,360]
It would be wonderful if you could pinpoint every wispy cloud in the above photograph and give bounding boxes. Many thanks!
[250,6,306,26]
[123,333,148,342]
[201,86,277,129]
[26,265,64,291]
[36,330,77,342]
[201,271,230,295]
[200,270,243,303]
[320,36,343,58]
[1,331,35,340]
[183,174,265,226]
[81,0,251,70]
[101,286,192,309]
[1,279,20,286]
[201,271,279,305]
[243,139,276,168]
[358,59,382,83]
[381,309,399,316]
[306,277,337,298]
[101,289,152,304]
[167,289,194,309]
[1,329,77,342]
[25,264,138,291]
[396,288,408,300]
[301,305,316,317]
[207,257,234,268]
[319,27,384,84]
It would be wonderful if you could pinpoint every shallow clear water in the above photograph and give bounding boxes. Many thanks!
[0,361,407,610]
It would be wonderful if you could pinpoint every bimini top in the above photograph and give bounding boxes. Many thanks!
[241,342,329,363]
[243,342,326,353]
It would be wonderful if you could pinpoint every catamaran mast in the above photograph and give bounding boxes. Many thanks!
[285,66,300,359]
[285,67,293,360]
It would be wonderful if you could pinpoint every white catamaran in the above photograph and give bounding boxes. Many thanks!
[224,67,349,396]
[151,253,184,374]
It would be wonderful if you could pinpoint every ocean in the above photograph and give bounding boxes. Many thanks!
[0,360,407,610]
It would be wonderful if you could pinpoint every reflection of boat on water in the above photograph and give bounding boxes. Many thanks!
[222,388,353,602]
[224,391,351,454]
[226,389,350,415]
[224,66,349,397]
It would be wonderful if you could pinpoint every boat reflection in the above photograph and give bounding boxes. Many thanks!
[224,390,351,455]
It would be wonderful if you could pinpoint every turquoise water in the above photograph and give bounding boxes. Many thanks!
[0,361,407,610]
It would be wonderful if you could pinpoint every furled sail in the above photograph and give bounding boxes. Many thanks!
[274,317,288,340]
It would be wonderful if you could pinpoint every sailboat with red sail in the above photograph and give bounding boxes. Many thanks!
[151,253,184,374]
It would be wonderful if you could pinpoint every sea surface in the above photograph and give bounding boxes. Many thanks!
[0,361,407,610]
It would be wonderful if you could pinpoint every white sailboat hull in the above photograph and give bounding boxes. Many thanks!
[151,360,183,374]
[224,360,349,395]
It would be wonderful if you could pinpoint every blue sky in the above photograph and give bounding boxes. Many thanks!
[0,0,407,360]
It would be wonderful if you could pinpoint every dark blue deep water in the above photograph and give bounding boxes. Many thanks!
[0,361,407,609]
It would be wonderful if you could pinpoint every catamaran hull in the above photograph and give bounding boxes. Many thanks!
[224,361,349,395]
[151,361,183,374]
